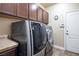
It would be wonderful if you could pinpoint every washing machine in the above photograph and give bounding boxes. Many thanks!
[45,26,54,56]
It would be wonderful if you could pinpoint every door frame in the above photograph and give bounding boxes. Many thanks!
[64,9,79,50]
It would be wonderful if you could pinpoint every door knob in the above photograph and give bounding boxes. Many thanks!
[66,30,68,32]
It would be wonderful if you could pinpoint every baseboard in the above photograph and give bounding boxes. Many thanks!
[53,45,65,50]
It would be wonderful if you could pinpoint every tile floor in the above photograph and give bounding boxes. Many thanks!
[52,48,79,56]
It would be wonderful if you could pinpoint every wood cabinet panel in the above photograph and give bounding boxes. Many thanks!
[17,3,28,19]
[0,3,49,24]
[37,7,43,22]
[29,3,37,21]
[1,3,17,16]
[0,4,1,11]
[43,10,49,24]
[0,48,17,56]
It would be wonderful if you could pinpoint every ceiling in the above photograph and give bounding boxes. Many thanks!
[40,3,55,8]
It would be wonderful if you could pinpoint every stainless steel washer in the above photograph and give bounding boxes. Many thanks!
[45,26,53,56]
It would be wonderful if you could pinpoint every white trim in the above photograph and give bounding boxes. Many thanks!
[64,10,67,50]
[53,45,65,50]
[66,9,79,13]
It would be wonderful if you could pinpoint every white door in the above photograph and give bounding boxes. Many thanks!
[65,10,79,53]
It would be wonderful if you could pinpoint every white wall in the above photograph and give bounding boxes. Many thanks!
[46,3,79,48]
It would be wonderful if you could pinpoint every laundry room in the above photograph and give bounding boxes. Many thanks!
[0,1,79,57]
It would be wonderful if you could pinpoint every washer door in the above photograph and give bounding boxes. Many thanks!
[31,22,46,55]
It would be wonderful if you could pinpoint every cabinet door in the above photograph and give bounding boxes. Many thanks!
[37,7,43,22]
[43,10,49,24]
[0,3,1,11]
[17,3,28,19]
[0,48,17,56]
[29,3,37,21]
[1,3,16,16]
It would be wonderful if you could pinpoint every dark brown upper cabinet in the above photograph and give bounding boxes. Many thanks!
[43,10,49,24]
[28,3,38,21]
[17,3,28,19]
[37,7,43,22]
[1,3,17,16]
